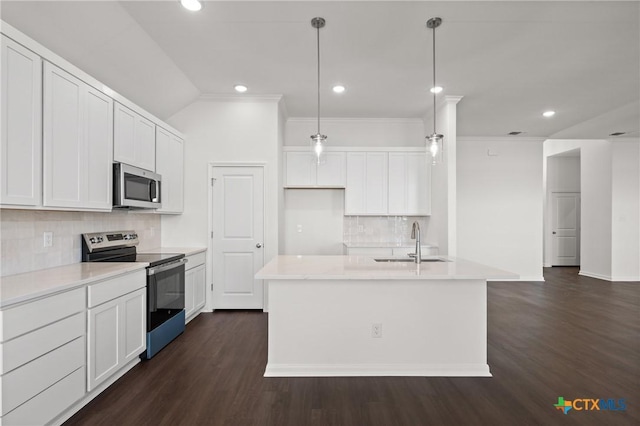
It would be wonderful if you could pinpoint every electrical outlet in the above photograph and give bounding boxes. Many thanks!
[372,323,382,338]
[43,231,53,248]
[297,224,303,233]
[358,225,364,233]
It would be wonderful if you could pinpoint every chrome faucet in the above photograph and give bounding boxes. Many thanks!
[410,221,421,264]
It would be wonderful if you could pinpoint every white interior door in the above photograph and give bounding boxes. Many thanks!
[212,166,264,309]
[551,192,580,266]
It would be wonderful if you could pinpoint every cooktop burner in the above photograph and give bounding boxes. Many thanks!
[81,231,184,267]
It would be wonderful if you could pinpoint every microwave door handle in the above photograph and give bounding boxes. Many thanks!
[149,180,160,203]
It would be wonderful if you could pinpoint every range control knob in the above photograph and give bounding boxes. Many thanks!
[89,237,96,244]
[97,236,103,243]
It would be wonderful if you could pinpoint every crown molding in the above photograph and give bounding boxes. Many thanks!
[458,136,546,143]
[287,117,425,124]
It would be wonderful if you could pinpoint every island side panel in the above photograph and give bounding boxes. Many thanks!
[265,278,490,377]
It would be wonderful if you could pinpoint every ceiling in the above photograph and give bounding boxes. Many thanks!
[1,1,638,138]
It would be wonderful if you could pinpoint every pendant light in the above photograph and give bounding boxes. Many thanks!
[310,17,327,165]
[426,17,443,165]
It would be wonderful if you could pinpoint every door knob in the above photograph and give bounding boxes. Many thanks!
[552,231,556,234]
[256,243,263,248]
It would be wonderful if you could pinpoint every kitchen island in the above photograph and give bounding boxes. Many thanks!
[256,255,516,377]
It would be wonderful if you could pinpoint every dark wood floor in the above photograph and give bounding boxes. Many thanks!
[65,267,639,426]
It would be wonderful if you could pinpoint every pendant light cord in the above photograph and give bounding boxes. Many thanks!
[317,24,321,135]
[432,23,437,134]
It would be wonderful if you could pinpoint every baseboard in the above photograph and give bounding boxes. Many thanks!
[489,276,545,282]
[610,276,640,282]
[51,357,141,426]
[579,270,612,281]
[264,363,492,378]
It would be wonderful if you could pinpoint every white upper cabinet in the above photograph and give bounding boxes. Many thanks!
[156,127,184,214]
[1,36,42,206]
[284,151,346,188]
[345,152,388,215]
[388,152,431,215]
[114,102,156,172]
[42,62,113,210]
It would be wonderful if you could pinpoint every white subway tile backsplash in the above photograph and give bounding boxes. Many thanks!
[343,216,429,245]
[0,209,161,276]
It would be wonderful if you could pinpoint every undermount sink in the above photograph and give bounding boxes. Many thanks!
[374,258,447,263]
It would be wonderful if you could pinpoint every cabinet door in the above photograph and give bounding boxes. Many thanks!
[345,152,366,214]
[193,264,206,311]
[365,153,388,214]
[134,116,156,172]
[285,151,316,187]
[388,152,430,215]
[84,87,113,209]
[317,152,346,187]
[43,62,84,208]
[184,267,195,319]
[121,288,146,364]
[1,36,42,206]
[156,127,184,213]
[113,103,136,166]
[87,298,120,391]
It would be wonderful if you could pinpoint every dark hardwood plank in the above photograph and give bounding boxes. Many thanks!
[65,267,639,425]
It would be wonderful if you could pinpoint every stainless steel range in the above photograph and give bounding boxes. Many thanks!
[82,231,186,359]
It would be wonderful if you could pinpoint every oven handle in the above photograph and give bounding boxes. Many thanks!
[147,258,188,276]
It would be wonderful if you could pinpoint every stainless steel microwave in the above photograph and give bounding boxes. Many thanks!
[113,163,162,209]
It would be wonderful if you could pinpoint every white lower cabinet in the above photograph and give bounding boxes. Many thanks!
[88,286,146,391]
[185,252,207,322]
[0,288,86,425]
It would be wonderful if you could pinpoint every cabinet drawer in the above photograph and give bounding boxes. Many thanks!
[1,336,84,415]
[0,312,84,374]
[2,366,85,426]
[0,288,84,342]
[185,252,206,270]
[88,270,145,308]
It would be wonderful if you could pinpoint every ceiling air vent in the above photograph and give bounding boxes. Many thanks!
[508,131,524,135]
[609,132,626,136]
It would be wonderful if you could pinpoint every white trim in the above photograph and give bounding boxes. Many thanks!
[0,21,184,139]
[211,161,268,167]
[198,94,283,103]
[286,117,425,124]
[264,363,491,377]
[489,276,545,282]
[579,270,612,281]
[283,146,426,152]
[458,136,546,143]
[610,276,640,282]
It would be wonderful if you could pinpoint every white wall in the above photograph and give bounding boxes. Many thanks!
[283,189,344,255]
[544,139,613,280]
[611,139,640,280]
[457,137,544,281]
[285,118,424,147]
[162,97,282,302]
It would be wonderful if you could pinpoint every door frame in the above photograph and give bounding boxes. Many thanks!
[207,162,267,312]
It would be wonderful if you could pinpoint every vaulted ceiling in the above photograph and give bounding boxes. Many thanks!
[2,1,638,138]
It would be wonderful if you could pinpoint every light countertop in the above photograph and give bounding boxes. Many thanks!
[343,242,438,248]
[0,262,148,308]
[256,255,517,281]
[144,247,206,256]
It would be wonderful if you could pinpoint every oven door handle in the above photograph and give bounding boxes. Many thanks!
[147,258,187,276]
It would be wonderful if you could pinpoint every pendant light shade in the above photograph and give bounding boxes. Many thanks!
[310,17,327,165]
[426,17,443,165]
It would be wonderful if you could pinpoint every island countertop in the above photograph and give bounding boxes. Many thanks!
[256,255,517,281]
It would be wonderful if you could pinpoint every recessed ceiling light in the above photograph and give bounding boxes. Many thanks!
[180,0,202,12]
[332,85,346,94]
[430,86,443,94]
[234,84,248,93]
[542,110,556,118]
